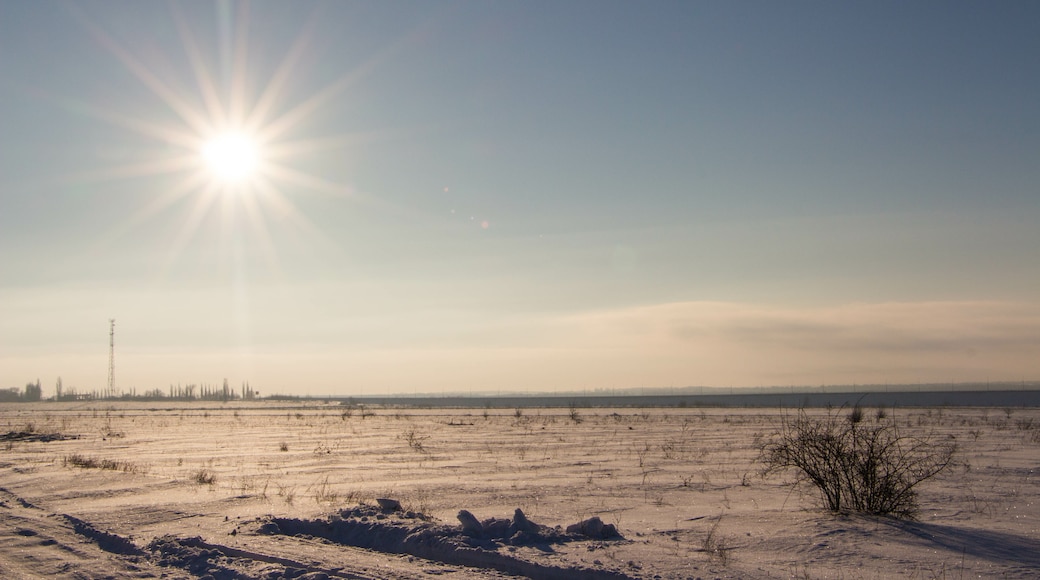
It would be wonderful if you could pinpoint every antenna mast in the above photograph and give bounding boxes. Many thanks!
[107,319,115,398]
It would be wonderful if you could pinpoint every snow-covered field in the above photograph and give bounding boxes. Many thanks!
[1,402,1037,579]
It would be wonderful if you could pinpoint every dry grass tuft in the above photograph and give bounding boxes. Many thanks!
[311,475,339,504]
[701,513,731,566]
[64,454,140,474]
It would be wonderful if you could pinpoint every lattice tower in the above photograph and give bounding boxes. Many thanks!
[107,319,115,398]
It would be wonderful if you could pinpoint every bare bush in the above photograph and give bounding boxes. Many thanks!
[761,409,956,518]
[568,402,583,424]
[191,469,217,486]
[401,428,429,453]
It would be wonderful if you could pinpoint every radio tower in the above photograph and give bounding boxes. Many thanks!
[107,319,115,399]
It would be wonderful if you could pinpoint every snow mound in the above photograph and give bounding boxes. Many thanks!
[256,505,632,579]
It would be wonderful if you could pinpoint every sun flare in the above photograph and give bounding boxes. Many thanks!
[201,132,261,184]
[70,2,364,271]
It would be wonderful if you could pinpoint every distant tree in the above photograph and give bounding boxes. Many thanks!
[24,379,42,401]
[55,377,63,401]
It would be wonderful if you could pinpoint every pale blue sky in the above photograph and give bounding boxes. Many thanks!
[2,1,1038,395]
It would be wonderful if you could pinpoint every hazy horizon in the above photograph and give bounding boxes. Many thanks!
[3,2,1039,396]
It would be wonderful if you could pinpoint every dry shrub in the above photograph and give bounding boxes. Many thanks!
[761,409,955,518]
[401,428,429,453]
[568,403,583,424]
[191,469,217,485]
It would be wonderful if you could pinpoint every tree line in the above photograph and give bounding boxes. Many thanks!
[2,378,259,402]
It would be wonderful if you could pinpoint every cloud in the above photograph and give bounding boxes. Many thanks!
[666,301,1040,354]
[4,286,1038,393]
[551,300,1040,386]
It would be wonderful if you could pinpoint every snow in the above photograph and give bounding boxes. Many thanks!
[1,402,1037,578]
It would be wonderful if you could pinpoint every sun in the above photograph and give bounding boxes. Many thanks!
[200,132,262,184]
[68,3,366,272]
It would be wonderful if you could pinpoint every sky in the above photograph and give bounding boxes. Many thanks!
[1,1,1038,397]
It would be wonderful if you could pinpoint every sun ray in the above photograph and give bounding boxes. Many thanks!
[73,8,213,137]
[237,189,283,273]
[262,130,386,160]
[92,171,211,253]
[160,184,223,274]
[171,3,227,128]
[253,179,333,249]
[261,163,355,198]
[254,30,414,144]
[228,1,252,128]
[57,154,200,186]
[243,11,321,134]
[255,75,356,144]
[43,91,201,151]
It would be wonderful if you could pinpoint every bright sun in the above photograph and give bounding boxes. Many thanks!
[79,2,359,269]
[200,133,261,184]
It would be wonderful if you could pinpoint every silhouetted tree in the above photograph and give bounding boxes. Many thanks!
[24,380,42,401]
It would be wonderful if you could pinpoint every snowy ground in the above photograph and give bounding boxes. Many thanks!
[1,402,1037,579]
